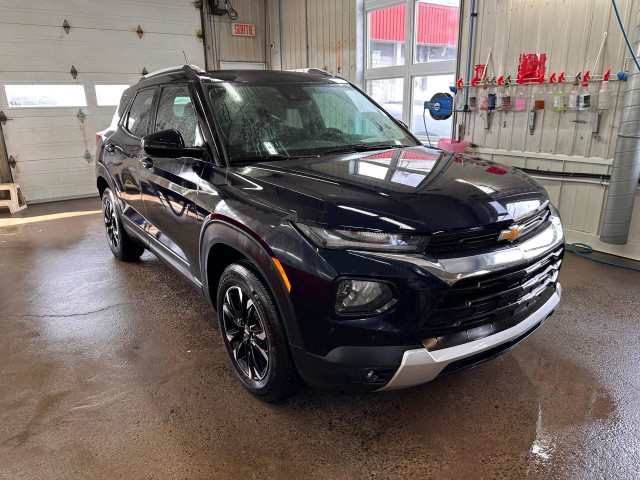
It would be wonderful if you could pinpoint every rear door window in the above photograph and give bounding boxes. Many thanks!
[126,88,155,137]
[154,85,199,147]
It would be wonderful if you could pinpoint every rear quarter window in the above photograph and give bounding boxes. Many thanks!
[125,88,155,137]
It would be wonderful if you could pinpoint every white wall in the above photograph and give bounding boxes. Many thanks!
[267,0,362,85]
[458,0,640,260]
[202,0,268,69]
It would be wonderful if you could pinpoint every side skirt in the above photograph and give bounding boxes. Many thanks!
[121,215,203,291]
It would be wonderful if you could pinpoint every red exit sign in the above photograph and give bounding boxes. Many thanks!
[231,23,255,37]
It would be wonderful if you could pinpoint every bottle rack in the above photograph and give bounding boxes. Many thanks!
[455,73,617,87]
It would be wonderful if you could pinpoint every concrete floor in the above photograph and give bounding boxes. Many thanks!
[1,198,640,479]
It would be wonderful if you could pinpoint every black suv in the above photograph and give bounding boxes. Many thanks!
[96,65,564,401]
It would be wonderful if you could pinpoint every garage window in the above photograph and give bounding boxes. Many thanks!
[95,85,129,106]
[4,84,87,108]
[364,0,460,143]
[367,78,404,122]
[412,74,454,138]
[367,5,406,69]
[414,0,459,64]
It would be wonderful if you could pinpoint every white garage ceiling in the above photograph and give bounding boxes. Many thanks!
[0,0,205,203]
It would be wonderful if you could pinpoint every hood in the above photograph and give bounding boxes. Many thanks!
[227,146,549,234]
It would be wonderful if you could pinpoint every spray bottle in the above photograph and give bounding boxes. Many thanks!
[567,74,581,110]
[497,76,512,111]
[597,69,611,110]
[488,77,497,111]
[579,71,591,111]
[469,76,479,111]
[546,73,556,111]
[554,72,566,111]
[515,77,527,111]
[534,77,546,110]
[479,80,489,111]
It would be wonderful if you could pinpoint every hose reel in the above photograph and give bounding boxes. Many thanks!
[424,92,453,120]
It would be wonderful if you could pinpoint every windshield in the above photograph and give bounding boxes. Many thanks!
[205,82,418,162]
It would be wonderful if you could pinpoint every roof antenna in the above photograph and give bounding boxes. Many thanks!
[183,50,188,64]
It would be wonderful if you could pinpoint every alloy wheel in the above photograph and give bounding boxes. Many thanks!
[103,196,119,250]
[222,285,270,381]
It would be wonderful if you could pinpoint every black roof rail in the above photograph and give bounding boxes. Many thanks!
[138,64,206,82]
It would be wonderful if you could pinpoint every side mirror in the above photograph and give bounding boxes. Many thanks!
[142,129,204,159]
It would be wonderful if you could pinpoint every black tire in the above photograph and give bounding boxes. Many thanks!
[217,263,299,402]
[101,187,145,262]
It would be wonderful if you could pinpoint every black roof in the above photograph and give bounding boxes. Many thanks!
[201,69,346,84]
[135,64,345,87]
[122,65,348,102]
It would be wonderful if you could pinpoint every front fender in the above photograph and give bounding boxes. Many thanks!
[199,216,303,348]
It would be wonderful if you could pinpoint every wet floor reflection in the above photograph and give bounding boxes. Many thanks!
[1,199,639,479]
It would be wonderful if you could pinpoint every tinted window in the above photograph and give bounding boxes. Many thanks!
[155,85,198,147]
[126,88,155,137]
[206,82,417,162]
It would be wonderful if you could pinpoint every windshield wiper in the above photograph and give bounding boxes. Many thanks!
[322,143,409,155]
[230,144,412,163]
[230,153,319,163]
[355,143,408,151]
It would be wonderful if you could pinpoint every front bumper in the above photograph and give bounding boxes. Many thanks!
[276,213,565,391]
[291,282,561,391]
[377,282,561,390]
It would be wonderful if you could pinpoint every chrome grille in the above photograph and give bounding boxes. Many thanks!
[421,246,563,348]
[519,206,550,237]
[425,206,551,255]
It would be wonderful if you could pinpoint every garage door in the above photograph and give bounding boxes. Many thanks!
[0,0,205,203]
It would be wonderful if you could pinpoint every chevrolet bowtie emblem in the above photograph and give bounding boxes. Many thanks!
[498,224,525,242]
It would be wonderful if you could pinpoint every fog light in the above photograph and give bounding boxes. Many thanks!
[335,279,393,315]
[362,368,396,384]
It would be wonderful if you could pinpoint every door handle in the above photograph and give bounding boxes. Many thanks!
[141,158,154,169]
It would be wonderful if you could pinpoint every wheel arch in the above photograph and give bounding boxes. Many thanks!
[97,176,109,197]
[200,217,303,348]
[96,163,116,198]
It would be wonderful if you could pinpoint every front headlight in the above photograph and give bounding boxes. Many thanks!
[334,279,395,315]
[549,203,564,236]
[295,223,427,252]
[549,202,562,221]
